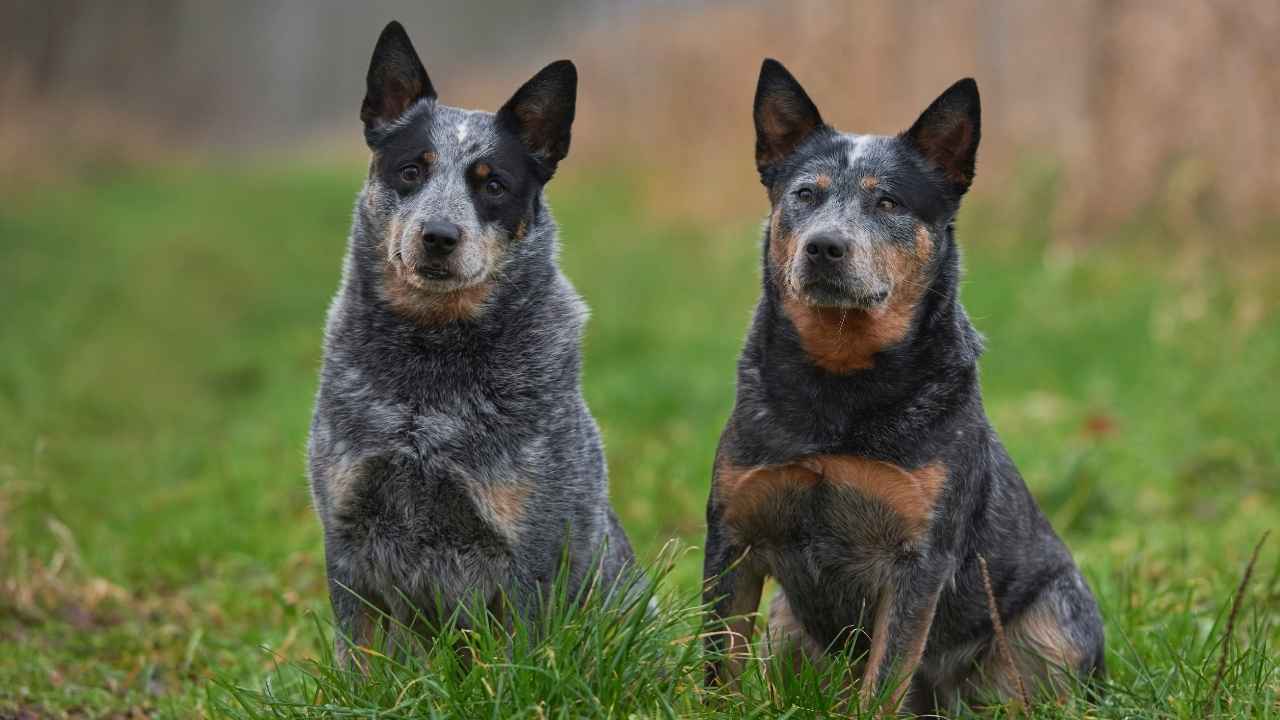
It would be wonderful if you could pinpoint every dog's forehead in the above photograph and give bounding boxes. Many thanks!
[799,133,897,177]
[427,105,499,162]
[840,133,896,169]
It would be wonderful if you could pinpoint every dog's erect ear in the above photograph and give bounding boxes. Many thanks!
[497,60,577,181]
[361,21,436,137]
[903,78,981,194]
[754,59,826,181]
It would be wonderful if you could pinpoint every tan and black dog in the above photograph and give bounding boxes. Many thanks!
[702,59,1105,714]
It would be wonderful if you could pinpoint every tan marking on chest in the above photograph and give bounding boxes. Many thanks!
[809,456,946,530]
[471,483,531,542]
[780,224,934,373]
[326,456,364,513]
[718,456,947,534]
[717,460,822,528]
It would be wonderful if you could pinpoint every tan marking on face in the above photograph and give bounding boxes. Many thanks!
[768,207,798,290]
[815,174,832,190]
[474,483,530,541]
[860,176,879,190]
[515,219,528,240]
[718,457,946,539]
[384,217,403,261]
[384,274,494,326]
[475,162,491,179]
[422,150,438,164]
[778,224,935,372]
[382,221,506,326]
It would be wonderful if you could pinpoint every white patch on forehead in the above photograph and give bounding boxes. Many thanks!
[455,122,468,143]
[846,134,872,165]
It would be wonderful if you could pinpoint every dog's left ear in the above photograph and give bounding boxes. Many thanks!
[497,60,577,181]
[903,78,981,194]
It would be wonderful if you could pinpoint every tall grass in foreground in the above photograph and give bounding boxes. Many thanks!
[213,540,1277,720]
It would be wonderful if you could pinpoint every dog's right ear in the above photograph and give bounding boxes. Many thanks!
[361,21,436,139]
[754,59,826,184]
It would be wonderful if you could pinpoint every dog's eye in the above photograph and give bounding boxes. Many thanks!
[398,165,422,184]
[484,178,505,197]
[877,196,899,211]
[795,187,815,203]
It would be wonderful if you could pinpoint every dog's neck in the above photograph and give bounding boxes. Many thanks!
[744,231,984,460]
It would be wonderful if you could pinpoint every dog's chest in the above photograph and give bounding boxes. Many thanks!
[717,456,946,576]
[320,397,545,602]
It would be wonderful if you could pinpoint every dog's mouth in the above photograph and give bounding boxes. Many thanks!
[416,264,454,281]
[796,278,891,310]
[391,257,487,292]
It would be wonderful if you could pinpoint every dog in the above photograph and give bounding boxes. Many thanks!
[702,59,1105,714]
[308,21,636,663]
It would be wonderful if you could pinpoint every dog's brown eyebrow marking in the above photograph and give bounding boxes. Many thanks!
[860,176,878,190]
[475,162,492,178]
[422,151,438,164]
[815,174,832,189]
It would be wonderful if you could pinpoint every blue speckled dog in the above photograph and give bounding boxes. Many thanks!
[308,21,635,663]
[703,60,1104,714]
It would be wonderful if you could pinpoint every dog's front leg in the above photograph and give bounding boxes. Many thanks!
[857,566,948,715]
[326,568,383,672]
[702,509,764,690]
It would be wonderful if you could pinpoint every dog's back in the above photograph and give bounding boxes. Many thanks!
[308,22,634,660]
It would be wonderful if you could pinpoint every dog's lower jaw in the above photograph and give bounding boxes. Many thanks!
[383,268,494,325]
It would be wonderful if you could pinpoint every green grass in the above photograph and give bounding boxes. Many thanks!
[0,164,1276,718]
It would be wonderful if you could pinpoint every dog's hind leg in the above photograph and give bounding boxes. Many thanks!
[966,569,1105,706]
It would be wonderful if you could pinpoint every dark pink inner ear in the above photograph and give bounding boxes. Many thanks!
[362,67,427,129]
[757,96,821,167]
[756,98,826,179]
[381,77,423,123]
[918,118,974,184]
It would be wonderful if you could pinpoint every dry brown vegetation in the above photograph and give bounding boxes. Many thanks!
[560,1,1280,229]
[2,1,1277,237]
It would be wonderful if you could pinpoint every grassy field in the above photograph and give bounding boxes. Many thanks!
[0,163,1277,718]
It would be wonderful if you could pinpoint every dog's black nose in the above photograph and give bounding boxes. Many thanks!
[422,221,461,258]
[805,235,848,261]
